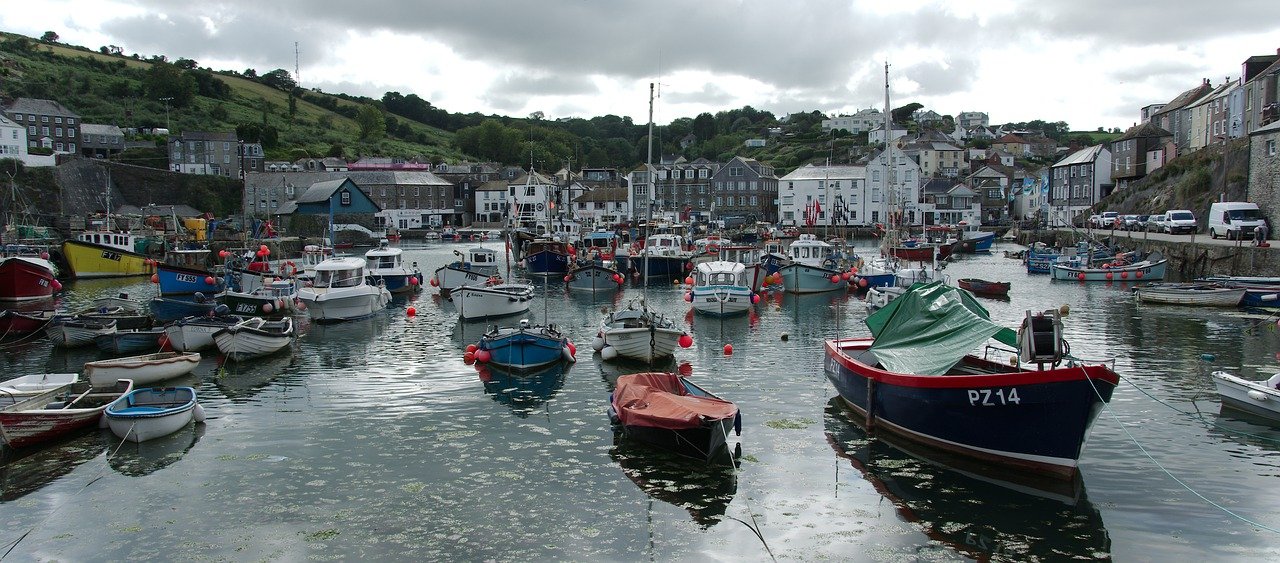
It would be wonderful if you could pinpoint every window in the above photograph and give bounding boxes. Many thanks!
[41,116,48,123]
[1269,140,1277,156]
[41,126,49,136]
[27,126,35,136]
[340,190,351,206]
[69,143,75,152]
[525,186,536,196]
[55,142,63,151]
[699,168,709,178]
[67,118,75,125]
[729,167,743,177]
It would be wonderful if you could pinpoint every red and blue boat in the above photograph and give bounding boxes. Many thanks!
[522,239,571,277]
[156,263,223,296]
[474,320,574,371]
[824,282,1117,479]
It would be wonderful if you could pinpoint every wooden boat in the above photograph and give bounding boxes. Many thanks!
[75,295,152,330]
[608,372,741,461]
[85,352,201,387]
[1133,283,1246,307]
[104,386,205,443]
[431,247,500,294]
[0,255,60,301]
[213,317,294,361]
[565,262,624,293]
[1212,371,1280,422]
[594,300,687,362]
[957,278,1011,298]
[163,315,244,352]
[475,320,573,370]
[689,260,754,316]
[1049,251,1167,282]
[0,379,134,448]
[0,373,78,406]
[94,328,166,355]
[0,309,55,337]
[45,315,116,347]
[149,294,220,323]
[295,257,392,322]
[451,278,534,321]
[891,239,958,262]
[825,282,1118,479]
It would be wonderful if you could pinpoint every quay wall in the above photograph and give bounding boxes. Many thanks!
[1017,229,1280,280]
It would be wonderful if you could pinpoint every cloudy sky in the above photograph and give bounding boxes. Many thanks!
[5,1,1280,131]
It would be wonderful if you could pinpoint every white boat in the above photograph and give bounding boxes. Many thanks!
[594,301,686,362]
[163,315,243,352]
[104,386,205,443]
[364,241,423,294]
[85,352,201,387]
[45,316,117,348]
[865,266,939,311]
[214,317,294,361]
[295,257,392,322]
[1213,371,1280,422]
[1133,283,1246,307]
[0,373,79,406]
[778,235,848,294]
[0,379,134,448]
[689,260,754,316]
[433,247,500,294]
[451,278,535,320]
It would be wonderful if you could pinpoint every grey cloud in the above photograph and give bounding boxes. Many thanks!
[992,1,1280,46]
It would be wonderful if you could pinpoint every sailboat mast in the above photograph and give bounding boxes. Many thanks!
[643,82,655,299]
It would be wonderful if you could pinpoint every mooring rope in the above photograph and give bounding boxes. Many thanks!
[714,418,776,562]
[1117,373,1280,445]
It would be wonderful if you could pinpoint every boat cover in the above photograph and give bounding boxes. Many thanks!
[865,282,1018,375]
[613,373,737,430]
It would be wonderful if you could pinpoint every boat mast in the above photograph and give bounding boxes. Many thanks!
[881,61,897,257]
[644,82,654,301]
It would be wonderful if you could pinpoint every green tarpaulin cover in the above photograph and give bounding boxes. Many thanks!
[865,282,1018,375]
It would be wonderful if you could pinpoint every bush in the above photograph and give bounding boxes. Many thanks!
[1176,168,1211,199]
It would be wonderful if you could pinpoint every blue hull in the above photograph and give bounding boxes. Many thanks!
[95,329,165,354]
[1241,288,1280,308]
[824,339,1116,477]
[641,256,689,283]
[526,251,570,276]
[478,329,567,370]
[150,297,218,323]
[372,273,423,294]
[857,272,896,289]
[157,265,222,296]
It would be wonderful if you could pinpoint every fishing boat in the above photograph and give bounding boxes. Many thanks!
[0,309,55,337]
[220,278,297,318]
[1133,283,1246,307]
[688,260,755,316]
[758,239,790,277]
[0,254,60,301]
[45,315,117,348]
[1212,370,1280,422]
[213,316,294,361]
[451,278,535,321]
[0,373,78,406]
[364,240,423,293]
[608,372,741,461]
[155,263,223,296]
[957,278,1011,298]
[94,327,167,355]
[474,319,573,370]
[714,245,767,292]
[61,231,157,278]
[825,282,1118,479]
[149,294,220,323]
[104,386,205,443]
[594,299,687,362]
[1049,251,1167,282]
[864,267,937,311]
[855,256,901,289]
[85,351,201,387]
[951,222,996,253]
[0,379,134,448]
[778,235,849,294]
[522,238,571,277]
[431,247,500,294]
[635,233,692,284]
[295,257,392,322]
[163,314,243,352]
[565,261,624,292]
[891,238,959,262]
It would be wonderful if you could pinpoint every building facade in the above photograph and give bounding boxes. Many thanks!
[2,98,81,154]
[1048,145,1113,226]
[169,131,244,177]
[79,123,125,158]
[0,115,29,163]
[777,164,867,227]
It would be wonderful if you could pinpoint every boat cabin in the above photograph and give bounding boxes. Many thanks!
[77,231,145,253]
[365,242,404,271]
[466,247,498,268]
[717,245,762,265]
[788,235,835,267]
[694,261,747,287]
[642,234,688,257]
[312,258,368,289]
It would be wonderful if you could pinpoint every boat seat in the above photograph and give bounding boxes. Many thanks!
[113,406,167,415]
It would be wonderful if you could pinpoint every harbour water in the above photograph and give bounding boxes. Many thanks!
[1,241,1279,561]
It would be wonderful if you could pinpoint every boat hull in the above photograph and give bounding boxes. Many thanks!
[525,250,570,276]
[94,329,166,355]
[640,255,689,284]
[0,380,134,448]
[297,286,391,323]
[566,264,622,292]
[477,328,568,370]
[156,264,222,296]
[609,373,738,461]
[1050,259,1167,282]
[61,240,155,278]
[452,284,534,320]
[434,264,500,293]
[779,263,848,294]
[213,320,293,362]
[1134,285,1246,306]
[957,278,1011,298]
[1213,371,1280,421]
[892,242,955,262]
[85,352,201,387]
[824,338,1117,479]
[370,272,423,294]
[600,326,683,362]
[0,310,54,336]
[104,387,201,443]
[690,285,753,316]
[45,317,117,347]
[0,373,78,406]
[149,296,218,323]
[164,317,241,352]
[0,257,58,301]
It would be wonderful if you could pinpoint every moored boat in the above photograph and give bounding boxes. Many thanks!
[594,300,688,363]
[1049,251,1166,282]
[365,240,423,293]
[451,278,535,321]
[295,257,392,322]
[522,238,571,277]
[220,278,298,318]
[213,317,294,361]
[104,386,205,443]
[957,278,1011,298]
[688,260,755,316]
[0,255,60,301]
[608,372,741,461]
[94,328,167,355]
[825,282,1118,479]
[0,379,134,448]
[1212,371,1280,422]
[45,315,117,348]
[431,247,500,294]
[474,319,573,370]
[61,232,157,278]
[85,352,201,387]
[148,294,220,323]
[0,309,55,337]
[0,373,79,406]
[636,233,692,284]
[1133,283,1246,307]
[565,262,624,292]
[163,314,244,352]
[778,235,850,294]
[155,263,223,296]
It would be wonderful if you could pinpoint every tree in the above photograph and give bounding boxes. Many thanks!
[143,63,196,107]
[40,31,59,43]
[355,105,386,140]
[174,58,198,70]
[243,68,258,79]
[891,103,923,125]
[260,69,297,91]
[692,112,717,142]
[210,103,229,121]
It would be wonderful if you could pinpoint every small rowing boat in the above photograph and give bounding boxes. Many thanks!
[104,386,205,443]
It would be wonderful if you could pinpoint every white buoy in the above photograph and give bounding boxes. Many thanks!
[591,336,606,351]
[601,346,619,361]
[1248,390,1268,401]
[193,402,206,422]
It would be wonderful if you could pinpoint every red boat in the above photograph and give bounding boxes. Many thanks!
[891,240,958,262]
[609,372,740,461]
[958,278,1011,298]
[0,379,134,448]
[0,309,55,337]
[0,256,60,302]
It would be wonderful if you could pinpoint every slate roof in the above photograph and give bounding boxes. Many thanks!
[4,98,79,118]
[1052,145,1106,167]
[778,164,866,181]
[1115,122,1173,142]
[81,123,123,136]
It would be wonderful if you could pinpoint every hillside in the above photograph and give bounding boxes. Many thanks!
[1091,138,1249,222]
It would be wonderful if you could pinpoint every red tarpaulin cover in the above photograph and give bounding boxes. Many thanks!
[612,373,738,430]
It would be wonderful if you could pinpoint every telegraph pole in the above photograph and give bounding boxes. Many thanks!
[159,97,173,130]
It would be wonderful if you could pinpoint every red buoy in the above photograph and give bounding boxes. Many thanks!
[678,334,693,348]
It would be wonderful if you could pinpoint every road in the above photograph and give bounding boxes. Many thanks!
[1052,226,1274,249]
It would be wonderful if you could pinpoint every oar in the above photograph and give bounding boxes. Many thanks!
[61,387,93,409]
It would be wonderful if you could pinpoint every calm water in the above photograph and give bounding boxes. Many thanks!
[1,241,1279,561]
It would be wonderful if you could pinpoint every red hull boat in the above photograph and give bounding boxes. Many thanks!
[0,256,59,302]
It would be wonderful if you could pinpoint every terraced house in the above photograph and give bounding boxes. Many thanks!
[2,98,80,154]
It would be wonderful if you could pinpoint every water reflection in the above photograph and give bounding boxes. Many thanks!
[0,434,105,502]
[302,311,391,369]
[475,360,570,418]
[609,439,738,528]
[213,352,297,401]
[824,399,1111,561]
[106,422,206,477]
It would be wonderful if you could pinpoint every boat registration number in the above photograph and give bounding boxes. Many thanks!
[967,388,1021,406]
[175,273,199,283]
[100,250,122,262]
[234,304,258,313]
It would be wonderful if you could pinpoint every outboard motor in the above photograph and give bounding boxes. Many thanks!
[1018,309,1064,368]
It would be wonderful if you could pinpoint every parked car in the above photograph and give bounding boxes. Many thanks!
[1128,214,1150,231]
[1147,213,1167,232]
[1164,210,1197,234]
[1121,215,1140,230]
[1084,214,1101,228]
[1089,211,1119,229]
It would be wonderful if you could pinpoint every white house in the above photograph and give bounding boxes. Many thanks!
[866,146,924,226]
[777,164,868,227]
[868,123,909,145]
[571,186,630,227]
[508,170,560,229]
[0,115,35,165]
[821,108,884,134]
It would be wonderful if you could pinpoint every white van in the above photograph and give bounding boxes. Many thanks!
[1207,202,1267,240]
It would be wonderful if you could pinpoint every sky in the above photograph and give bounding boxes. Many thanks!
[4,1,1280,132]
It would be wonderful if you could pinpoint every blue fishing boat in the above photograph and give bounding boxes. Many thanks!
[522,239,571,277]
[95,328,166,355]
[635,233,692,284]
[364,241,423,293]
[149,294,220,323]
[475,320,574,370]
[824,282,1118,479]
[155,261,222,296]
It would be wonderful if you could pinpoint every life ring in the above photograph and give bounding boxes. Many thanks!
[278,260,298,277]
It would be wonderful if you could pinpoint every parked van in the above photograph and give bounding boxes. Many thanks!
[1163,210,1197,234]
[1207,202,1267,240]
